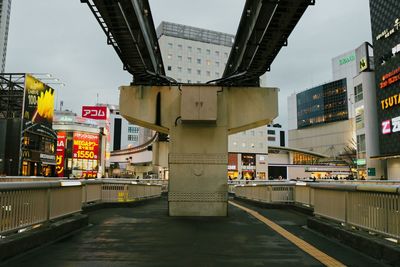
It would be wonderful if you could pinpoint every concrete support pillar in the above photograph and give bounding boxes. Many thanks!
[120,85,278,216]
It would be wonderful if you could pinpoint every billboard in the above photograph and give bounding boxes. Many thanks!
[370,2,400,156]
[23,74,56,138]
[56,132,67,177]
[82,106,108,120]
[73,132,99,160]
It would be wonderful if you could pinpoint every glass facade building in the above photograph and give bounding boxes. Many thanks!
[297,78,348,128]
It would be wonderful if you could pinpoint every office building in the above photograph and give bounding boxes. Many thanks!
[369,0,400,179]
[288,43,381,178]
[0,0,11,72]
[108,105,154,151]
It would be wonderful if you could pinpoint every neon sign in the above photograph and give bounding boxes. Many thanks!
[382,116,400,135]
[380,66,400,89]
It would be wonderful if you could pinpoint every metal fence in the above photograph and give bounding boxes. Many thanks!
[234,181,400,240]
[0,179,162,236]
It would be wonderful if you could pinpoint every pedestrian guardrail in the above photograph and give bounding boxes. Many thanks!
[0,179,162,236]
[234,181,400,241]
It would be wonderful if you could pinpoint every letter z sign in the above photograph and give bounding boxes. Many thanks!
[82,106,108,120]
[382,116,400,135]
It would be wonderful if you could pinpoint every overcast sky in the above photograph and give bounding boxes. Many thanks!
[6,0,372,127]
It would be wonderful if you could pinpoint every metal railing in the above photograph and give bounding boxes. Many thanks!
[0,179,162,236]
[234,181,400,240]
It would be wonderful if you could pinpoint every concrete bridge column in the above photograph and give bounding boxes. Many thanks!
[120,85,277,216]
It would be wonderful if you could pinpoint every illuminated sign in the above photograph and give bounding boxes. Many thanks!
[82,106,108,120]
[381,116,400,135]
[22,74,56,140]
[73,132,99,160]
[56,132,67,177]
[380,93,400,110]
[380,66,400,89]
[392,43,400,56]
[359,57,368,72]
[376,18,400,41]
[339,53,356,65]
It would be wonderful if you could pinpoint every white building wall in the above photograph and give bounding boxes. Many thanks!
[332,49,358,119]
[387,159,400,180]
[287,93,298,130]
[158,35,231,83]
[353,71,383,179]
[0,0,11,72]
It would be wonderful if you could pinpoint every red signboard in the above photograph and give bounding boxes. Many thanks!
[73,132,99,160]
[56,132,67,177]
[82,106,108,120]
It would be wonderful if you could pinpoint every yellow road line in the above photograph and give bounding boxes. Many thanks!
[229,201,346,267]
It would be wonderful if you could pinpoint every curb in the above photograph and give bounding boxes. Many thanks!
[0,214,88,263]
[308,217,400,266]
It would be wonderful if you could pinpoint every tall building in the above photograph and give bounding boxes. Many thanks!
[108,105,154,151]
[369,0,400,179]
[288,43,380,178]
[0,0,11,72]
[157,21,233,84]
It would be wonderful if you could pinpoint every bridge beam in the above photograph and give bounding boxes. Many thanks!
[120,85,278,216]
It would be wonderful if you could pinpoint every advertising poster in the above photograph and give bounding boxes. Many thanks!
[23,74,56,138]
[73,132,99,178]
[73,132,99,160]
[56,132,66,177]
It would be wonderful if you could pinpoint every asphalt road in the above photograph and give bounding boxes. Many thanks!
[3,198,389,267]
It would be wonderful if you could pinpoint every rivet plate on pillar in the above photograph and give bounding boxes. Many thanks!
[168,192,227,202]
[169,153,228,165]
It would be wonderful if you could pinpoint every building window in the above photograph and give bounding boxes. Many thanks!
[167,66,172,71]
[354,84,363,102]
[167,54,172,59]
[297,78,348,128]
[178,55,182,61]
[267,130,275,135]
[188,46,192,52]
[128,135,138,142]
[215,51,220,57]
[177,67,182,72]
[187,68,192,74]
[216,61,220,67]
[187,79,191,83]
[197,69,201,75]
[224,52,228,57]
[206,71,211,77]
[188,57,192,63]
[206,49,211,55]
[206,60,211,66]
[357,134,366,153]
[128,126,139,133]
[197,48,201,53]
[168,43,173,48]
[197,58,201,64]
[356,107,365,130]
[268,136,276,141]
[215,72,220,77]
[178,44,182,49]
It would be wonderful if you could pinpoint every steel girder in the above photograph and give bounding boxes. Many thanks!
[218,0,314,86]
[81,0,172,85]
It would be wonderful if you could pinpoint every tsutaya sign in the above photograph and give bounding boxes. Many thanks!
[119,85,278,216]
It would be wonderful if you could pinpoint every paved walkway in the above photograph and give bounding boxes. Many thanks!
[3,198,389,267]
